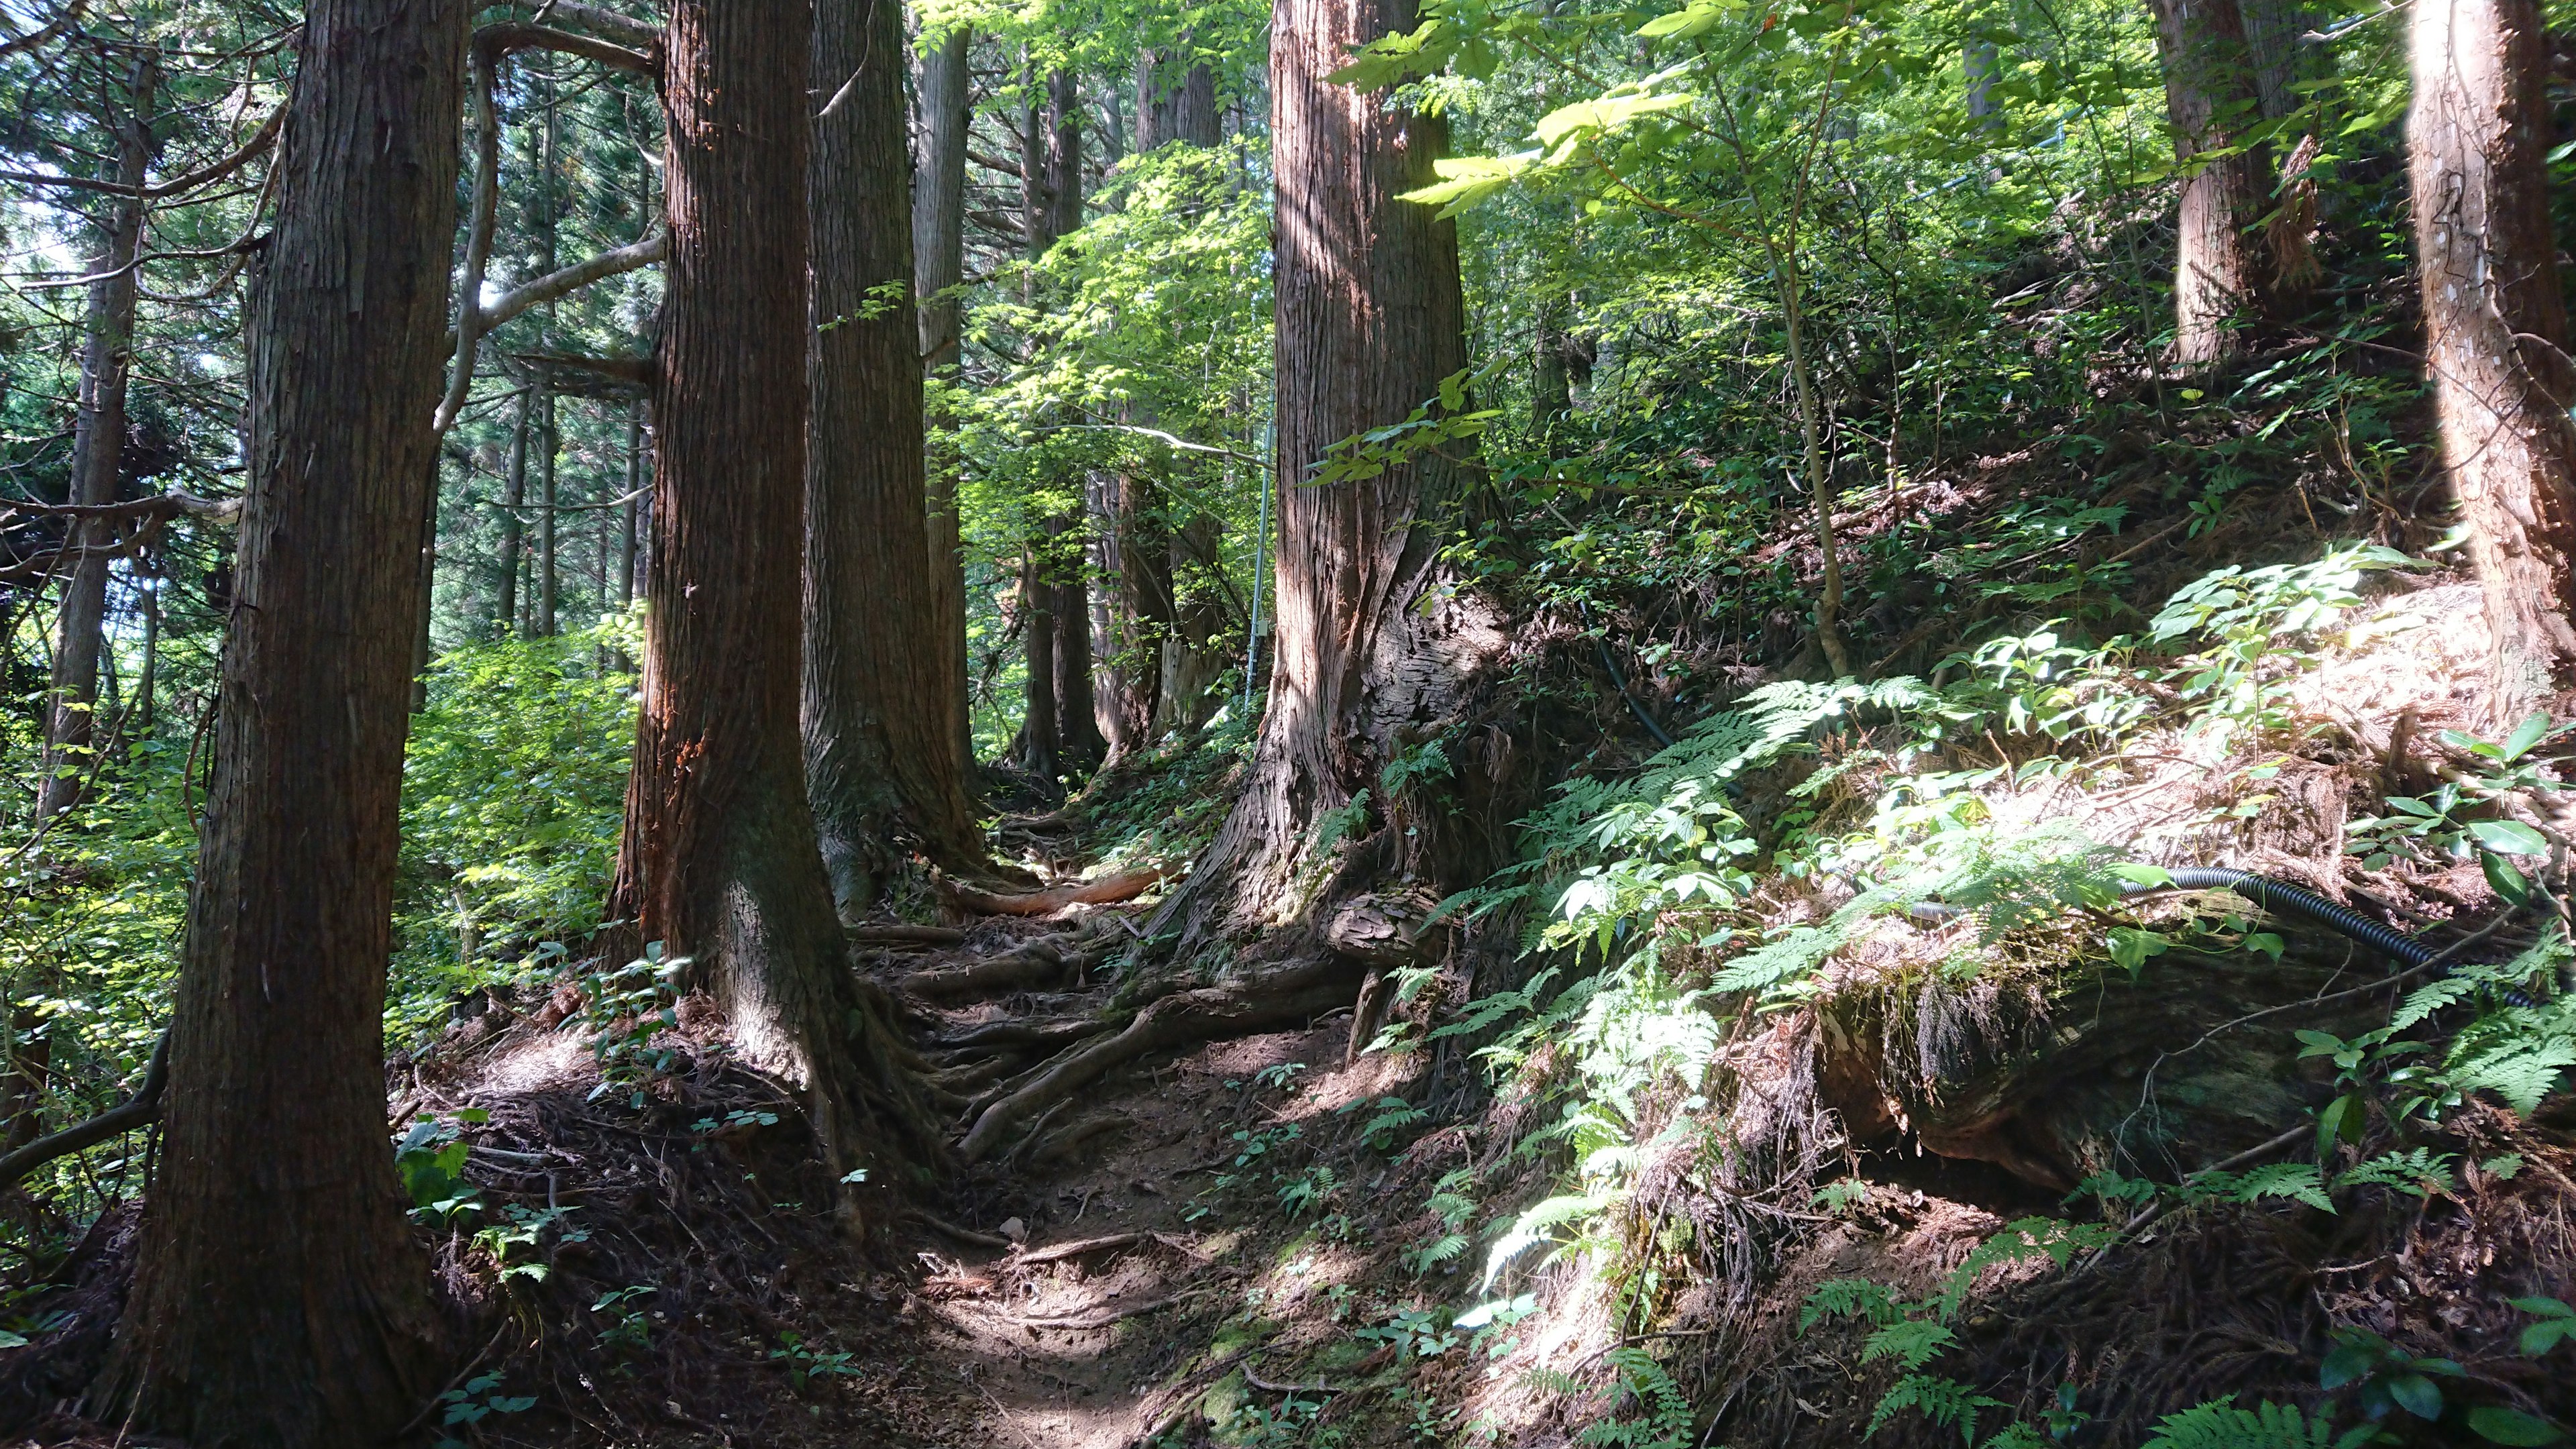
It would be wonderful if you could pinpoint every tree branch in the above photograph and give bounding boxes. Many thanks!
[473,21,653,73]
[480,229,666,336]
[531,0,659,51]
[0,1029,166,1194]
[0,0,87,61]
[0,103,282,199]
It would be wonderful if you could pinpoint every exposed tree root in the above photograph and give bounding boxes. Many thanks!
[930,1016,1110,1054]
[956,955,1360,1162]
[934,865,1169,917]
[846,924,965,947]
[894,929,1112,1001]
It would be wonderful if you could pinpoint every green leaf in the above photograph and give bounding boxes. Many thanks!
[2502,712,2553,761]
[2470,820,2548,855]
[2386,1373,2443,1421]
[2110,863,2174,887]
[1530,90,1695,150]
[2469,1407,2563,1445]
[2485,851,2532,904]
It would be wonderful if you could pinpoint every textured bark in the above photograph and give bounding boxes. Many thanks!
[1154,508,1230,735]
[1096,468,1173,757]
[804,0,986,915]
[1134,48,1219,150]
[38,54,155,823]
[87,0,462,1437]
[914,22,975,775]
[2410,0,2576,716]
[494,385,528,635]
[611,0,858,1140]
[1150,0,1507,945]
[2148,0,2265,366]
[1050,514,1105,772]
[1018,543,1061,778]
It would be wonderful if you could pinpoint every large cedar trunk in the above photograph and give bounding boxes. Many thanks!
[2148,0,2265,366]
[1017,543,1061,779]
[38,55,156,824]
[2409,0,2576,716]
[1135,47,1219,150]
[1153,0,1507,947]
[87,0,462,1437]
[805,0,987,914]
[613,0,931,1186]
[914,21,975,777]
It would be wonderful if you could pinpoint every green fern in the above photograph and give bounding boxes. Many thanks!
[2141,1397,2356,1449]
[1868,1373,2008,1443]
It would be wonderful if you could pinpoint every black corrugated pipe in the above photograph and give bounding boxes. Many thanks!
[1576,602,1677,750]
[2129,867,2435,968]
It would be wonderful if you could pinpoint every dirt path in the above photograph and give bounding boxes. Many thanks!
[856,910,1424,1449]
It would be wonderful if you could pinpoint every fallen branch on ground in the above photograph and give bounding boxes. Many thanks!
[934,865,1169,917]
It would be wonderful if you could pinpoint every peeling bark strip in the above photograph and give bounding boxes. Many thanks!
[1150,0,1507,945]
[88,0,466,1438]
[2408,0,2576,716]
[804,0,986,911]
[2147,0,2265,366]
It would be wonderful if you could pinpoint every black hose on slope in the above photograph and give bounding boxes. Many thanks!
[2135,867,2436,969]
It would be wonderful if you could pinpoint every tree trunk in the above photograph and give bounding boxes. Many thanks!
[2410,0,2576,717]
[1097,467,1173,757]
[612,0,933,1190]
[1150,0,1509,947]
[914,22,975,775]
[87,0,462,1436]
[1018,543,1060,779]
[805,0,987,916]
[537,378,558,635]
[619,400,640,610]
[496,385,528,636]
[1135,47,1220,150]
[1038,71,1106,771]
[1154,508,1229,735]
[38,52,156,824]
[2148,0,2265,366]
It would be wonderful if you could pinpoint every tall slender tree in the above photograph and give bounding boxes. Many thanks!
[2409,0,2576,716]
[89,0,465,1436]
[914,19,976,777]
[805,0,987,912]
[611,0,929,1185]
[2147,0,2265,366]
[37,50,155,822]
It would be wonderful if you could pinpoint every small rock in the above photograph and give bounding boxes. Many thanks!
[998,1216,1028,1242]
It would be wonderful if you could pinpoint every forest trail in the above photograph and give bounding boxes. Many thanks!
[856,907,1404,1449]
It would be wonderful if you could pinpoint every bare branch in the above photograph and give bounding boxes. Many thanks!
[0,104,282,199]
[473,21,653,73]
[531,0,659,51]
[0,0,87,61]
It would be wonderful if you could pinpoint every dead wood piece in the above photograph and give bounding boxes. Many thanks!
[935,864,1170,916]
[1013,1230,1148,1265]
[910,1211,1010,1250]
[1345,969,1390,1065]
[1006,1291,1183,1330]
[930,1054,1026,1094]
[957,957,1361,1163]
[847,923,967,947]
